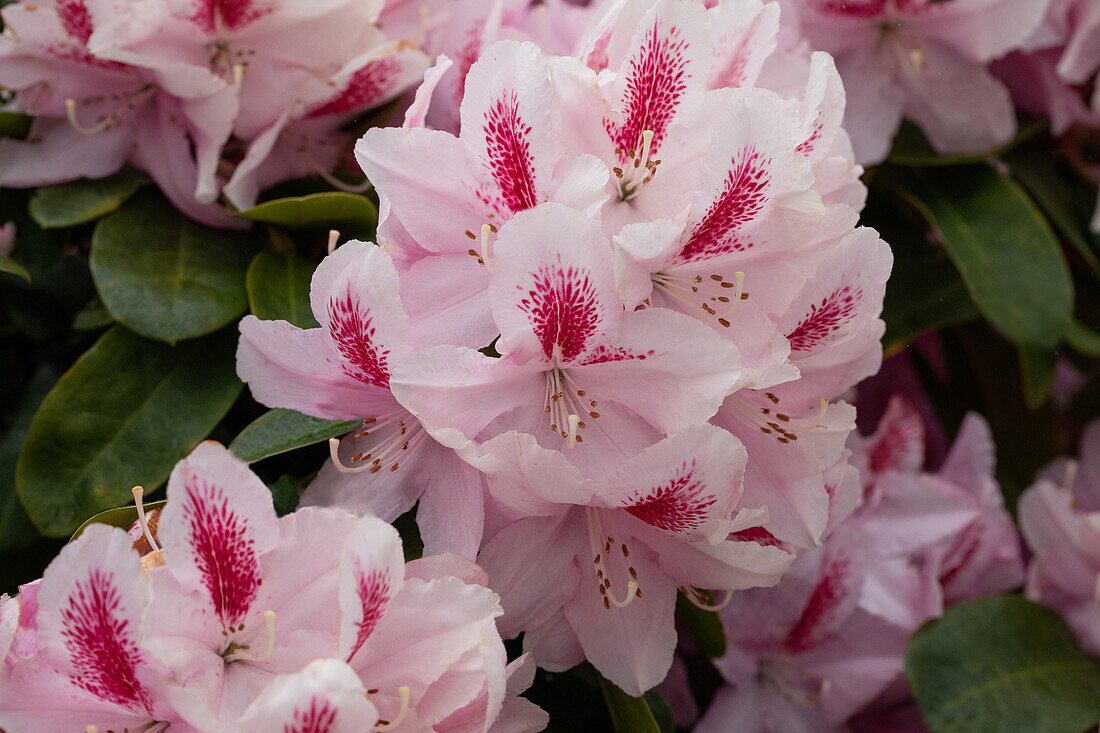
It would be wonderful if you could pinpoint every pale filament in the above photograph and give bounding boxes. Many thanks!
[881,26,923,77]
[760,660,827,708]
[652,270,747,329]
[682,586,734,612]
[543,368,594,449]
[327,229,340,255]
[1064,459,1080,490]
[65,85,157,136]
[131,486,160,552]
[618,129,658,199]
[232,64,244,94]
[586,508,641,609]
[716,271,746,318]
[480,224,494,273]
[373,686,411,731]
[65,99,110,136]
[299,150,374,193]
[328,414,429,475]
[226,610,276,662]
[86,726,98,733]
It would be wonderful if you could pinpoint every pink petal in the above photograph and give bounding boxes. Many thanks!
[707,0,780,89]
[338,516,406,663]
[479,431,600,517]
[415,448,487,560]
[234,659,379,733]
[158,442,279,631]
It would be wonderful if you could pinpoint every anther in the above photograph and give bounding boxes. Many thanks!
[131,486,160,552]
[65,99,110,135]
[373,686,411,731]
[327,229,340,255]
[329,437,373,474]
[229,610,276,662]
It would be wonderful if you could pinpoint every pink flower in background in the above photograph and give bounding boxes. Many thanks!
[783,0,1050,164]
[1020,419,1100,655]
[238,241,488,559]
[477,424,791,695]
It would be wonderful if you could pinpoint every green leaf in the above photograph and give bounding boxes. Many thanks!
[675,590,727,658]
[393,508,423,563]
[230,408,359,463]
[598,674,661,733]
[0,254,30,282]
[642,692,675,733]
[16,326,243,536]
[888,119,1045,167]
[1018,345,1056,408]
[906,595,1100,733]
[267,474,307,517]
[70,500,167,543]
[241,191,378,239]
[0,367,57,552]
[245,249,319,328]
[0,112,31,140]
[90,192,258,342]
[897,165,1074,348]
[1067,320,1100,356]
[71,298,116,331]
[1004,144,1100,276]
[29,168,148,228]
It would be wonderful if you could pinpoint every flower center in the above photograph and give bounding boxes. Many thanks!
[64,84,156,136]
[371,686,411,731]
[544,368,599,449]
[652,269,747,329]
[224,609,276,662]
[614,129,660,200]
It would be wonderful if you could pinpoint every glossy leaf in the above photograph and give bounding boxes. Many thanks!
[267,474,307,517]
[241,191,378,239]
[70,499,167,543]
[90,192,257,342]
[245,249,319,328]
[230,408,359,463]
[1018,345,1056,408]
[16,326,242,536]
[29,168,148,228]
[598,674,661,733]
[0,367,56,552]
[898,165,1074,349]
[0,254,30,282]
[906,595,1100,733]
[676,591,728,658]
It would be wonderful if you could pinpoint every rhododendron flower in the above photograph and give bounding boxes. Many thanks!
[784,0,1050,163]
[0,0,241,227]
[477,424,792,695]
[0,524,183,732]
[1019,418,1100,655]
[237,240,488,558]
[390,203,745,480]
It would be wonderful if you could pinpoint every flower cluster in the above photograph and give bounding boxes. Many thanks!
[237,0,891,697]
[0,442,545,732]
[695,395,1023,731]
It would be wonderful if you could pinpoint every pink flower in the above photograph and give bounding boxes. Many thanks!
[390,202,745,481]
[477,424,792,695]
[1019,419,1100,655]
[237,240,488,559]
[0,0,242,227]
[784,0,1050,163]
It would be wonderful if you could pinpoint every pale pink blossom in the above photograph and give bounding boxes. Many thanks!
[1020,419,1100,655]
[783,0,1050,164]
[237,240,488,559]
[476,423,792,696]
[389,202,745,481]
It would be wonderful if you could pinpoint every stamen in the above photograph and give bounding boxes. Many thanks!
[608,580,640,608]
[131,486,160,552]
[300,150,373,193]
[1064,459,1080,490]
[87,726,98,733]
[327,229,340,255]
[228,610,276,662]
[682,587,734,612]
[480,224,494,273]
[232,64,244,94]
[815,397,828,426]
[65,99,110,136]
[716,271,746,318]
[373,686,411,731]
[620,129,659,199]
[329,437,373,474]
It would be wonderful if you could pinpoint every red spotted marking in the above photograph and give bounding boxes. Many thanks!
[939,523,983,590]
[784,553,851,653]
[184,477,261,628]
[455,25,482,103]
[625,460,717,533]
[797,120,824,156]
[786,286,861,352]
[518,263,601,363]
[188,0,272,33]
[56,0,93,43]
[60,569,151,711]
[307,58,399,118]
[286,697,338,733]
[605,19,691,162]
[482,91,540,214]
[577,344,654,366]
[809,0,887,16]
[731,526,784,547]
[346,561,390,662]
[867,399,924,477]
[328,289,392,389]
[677,147,770,263]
